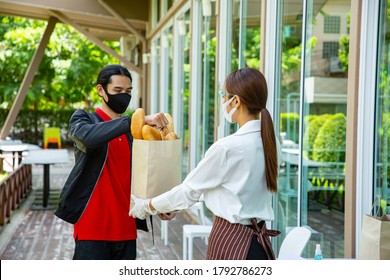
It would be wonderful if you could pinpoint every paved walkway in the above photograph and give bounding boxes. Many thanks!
[0,149,208,260]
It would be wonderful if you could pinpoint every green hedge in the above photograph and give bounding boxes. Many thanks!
[280,112,346,163]
[377,113,390,190]
[312,113,346,163]
[0,109,80,147]
[280,112,300,143]
[303,114,330,159]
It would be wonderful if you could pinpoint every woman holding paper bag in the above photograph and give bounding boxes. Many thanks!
[130,67,281,260]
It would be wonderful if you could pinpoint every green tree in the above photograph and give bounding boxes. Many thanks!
[303,114,330,159]
[338,12,350,72]
[0,16,120,111]
[313,113,346,163]
[281,36,317,97]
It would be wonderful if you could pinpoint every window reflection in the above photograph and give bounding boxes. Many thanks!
[177,10,191,179]
[275,0,304,255]
[230,0,261,70]
[198,0,217,162]
[226,0,262,135]
[276,0,351,259]
[374,0,390,219]
[151,38,160,113]
[162,27,173,113]
[302,0,350,259]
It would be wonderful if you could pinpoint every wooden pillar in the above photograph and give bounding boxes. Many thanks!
[344,0,362,258]
[0,17,58,139]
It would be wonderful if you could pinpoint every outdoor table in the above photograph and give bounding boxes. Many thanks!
[0,139,22,144]
[281,149,329,189]
[282,150,329,168]
[0,143,41,169]
[280,149,336,223]
[280,149,345,222]
[22,149,69,207]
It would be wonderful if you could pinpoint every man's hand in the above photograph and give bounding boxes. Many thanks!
[145,112,168,130]
[129,195,157,219]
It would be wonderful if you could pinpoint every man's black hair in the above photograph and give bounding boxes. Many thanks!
[96,64,132,92]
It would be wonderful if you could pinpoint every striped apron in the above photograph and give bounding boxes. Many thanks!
[206,216,280,260]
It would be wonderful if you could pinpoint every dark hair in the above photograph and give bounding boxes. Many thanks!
[96,64,132,91]
[225,67,278,192]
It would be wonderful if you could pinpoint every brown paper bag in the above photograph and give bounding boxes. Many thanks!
[358,197,390,259]
[131,139,182,199]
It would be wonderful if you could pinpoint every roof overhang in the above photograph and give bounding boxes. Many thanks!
[0,0,149,41]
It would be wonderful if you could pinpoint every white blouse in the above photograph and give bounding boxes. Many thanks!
[152,120,281,225]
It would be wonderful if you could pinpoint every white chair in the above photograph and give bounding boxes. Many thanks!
[277,199,324,251]
[182,201,212,260]
[161,220,170,246]
[278,226,311,260]
[161,200,207,246]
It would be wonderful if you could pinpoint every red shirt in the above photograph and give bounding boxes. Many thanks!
[73,108,137,241]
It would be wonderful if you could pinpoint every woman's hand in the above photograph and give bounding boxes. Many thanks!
[129,195,157,219]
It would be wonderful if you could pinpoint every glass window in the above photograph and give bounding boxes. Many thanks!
[168,0,174,10]
[231,0,240,71]
[324,15,341,34]
[161,0,170,18]
[275,0,350,259]
[302,0,350,259]
[224,0,262,136]
[151,0,158,28]
[374,0,390,218]
[176,10,191,179]
[239,0,262,69]
[197,0,218,161]
[322,41,339,59]
[161,26,174,113]
[167,28,173,114]
[150,38,160,113]
[274,0,304,255]
[229,0,262,70]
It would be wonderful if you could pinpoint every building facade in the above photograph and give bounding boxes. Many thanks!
[144,0,389,259]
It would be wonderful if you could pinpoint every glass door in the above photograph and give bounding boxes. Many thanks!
[374,0,390,219]
[275,0,351,258]
[301,0,351,259]
[175,9,191,179]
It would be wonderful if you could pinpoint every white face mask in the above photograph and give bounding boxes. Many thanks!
[221,96,237,123]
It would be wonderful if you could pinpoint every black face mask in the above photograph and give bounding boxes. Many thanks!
[103,90,132,114]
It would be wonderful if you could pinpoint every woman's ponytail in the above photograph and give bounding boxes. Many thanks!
[261,108,278,192]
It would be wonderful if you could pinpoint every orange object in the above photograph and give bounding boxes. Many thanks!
[43,127,61,149]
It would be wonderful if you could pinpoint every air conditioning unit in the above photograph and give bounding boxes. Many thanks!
[329,56,344,73]
[120,35,138,58]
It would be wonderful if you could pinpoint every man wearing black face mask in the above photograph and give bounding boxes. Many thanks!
[54,64,169,260]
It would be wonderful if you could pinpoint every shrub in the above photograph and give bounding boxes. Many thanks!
[280,112,300,144]
[313,113,346,163]
[303,114,330,159]
[1,108,137,147]
[1,109,79,147]
[377,112,390,194]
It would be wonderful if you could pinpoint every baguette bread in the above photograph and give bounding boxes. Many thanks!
[161,127,170,137]
[131,108,145,139]
[164,113,174,133]
[142,125,162,140]
[164,132,179,140]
